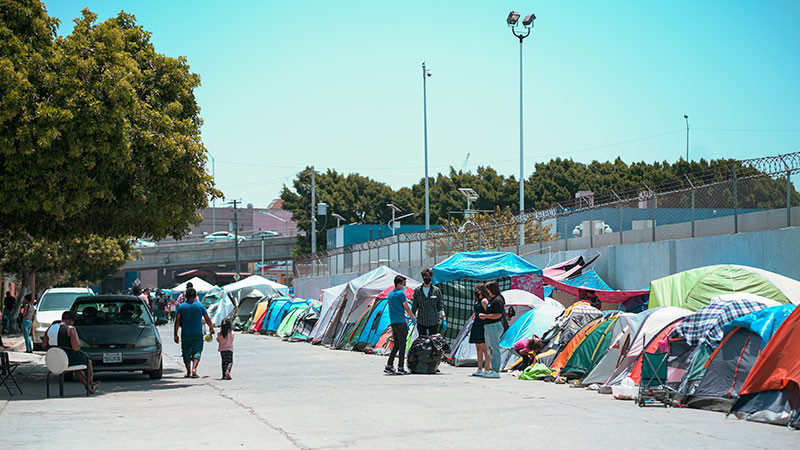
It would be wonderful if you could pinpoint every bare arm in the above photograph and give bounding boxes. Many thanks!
[203,312,215,334]
[42,326,50,349]
[403,302,415,321]
[174,312,181,343]
[68,327,81,351]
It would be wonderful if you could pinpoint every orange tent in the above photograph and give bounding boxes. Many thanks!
[551,317,603,375]
[739,306,800,396]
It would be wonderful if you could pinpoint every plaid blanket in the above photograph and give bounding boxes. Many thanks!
[673,299,768,348]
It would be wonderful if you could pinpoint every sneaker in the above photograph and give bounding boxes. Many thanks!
[396,368,408,375]
[484,371,500,379]
[472,369,484,377]
[384,366,396,374]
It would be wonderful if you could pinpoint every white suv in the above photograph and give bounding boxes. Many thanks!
[33,287,95,347]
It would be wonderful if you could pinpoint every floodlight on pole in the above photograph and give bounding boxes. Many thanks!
[422,61,432,231]
[331,213,345,227]
[458,188,479,217]
[387,204,402,235]
[507,10,536,248]
[684,114,690,161]
[507,11,520,25]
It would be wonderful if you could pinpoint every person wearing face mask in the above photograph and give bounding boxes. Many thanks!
[412,268,445,336]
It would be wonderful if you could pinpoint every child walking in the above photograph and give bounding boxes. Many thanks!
[216,318,234,380]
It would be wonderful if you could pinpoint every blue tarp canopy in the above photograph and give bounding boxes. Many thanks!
[722,304,796,350]
[432,251,542,285]
[544,269,612,297]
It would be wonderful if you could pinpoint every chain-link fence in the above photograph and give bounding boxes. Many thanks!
[295,152,800,278]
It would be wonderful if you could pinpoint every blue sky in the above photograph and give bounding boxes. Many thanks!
[44,1,800,206]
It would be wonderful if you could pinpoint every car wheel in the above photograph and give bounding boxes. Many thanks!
[148,359,163,380]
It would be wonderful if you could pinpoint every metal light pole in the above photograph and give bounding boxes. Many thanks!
[422,62,432,230]
[684,114,690,161]
[211,156,216,232]
[260,236,265,276]
[508,11,536,248]
[310,167,316,254]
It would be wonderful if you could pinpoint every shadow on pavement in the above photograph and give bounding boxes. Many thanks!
[1,364,206,401]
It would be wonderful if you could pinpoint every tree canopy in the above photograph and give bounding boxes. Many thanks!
[281,157,798,254]
[0,2,218,240]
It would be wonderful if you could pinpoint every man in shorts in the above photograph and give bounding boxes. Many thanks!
[174,288,215,378]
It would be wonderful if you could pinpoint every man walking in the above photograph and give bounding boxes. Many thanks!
[3,291,16,334]
[384,275,415,375]
[174,288,215,378]
[412,268,445,336]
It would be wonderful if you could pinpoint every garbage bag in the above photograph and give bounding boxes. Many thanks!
[519,363,551,381]
[407,334,450,374]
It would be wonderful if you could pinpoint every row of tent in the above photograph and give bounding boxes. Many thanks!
[230,251,800,430]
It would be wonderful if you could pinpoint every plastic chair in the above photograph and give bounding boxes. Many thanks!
[45,348,89,397]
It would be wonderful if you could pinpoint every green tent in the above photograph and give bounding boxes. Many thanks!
[561,315,621,379]
[649,265,800,312]
[276,306,308,338]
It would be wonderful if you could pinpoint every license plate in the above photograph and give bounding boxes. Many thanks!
[103,352,123,363]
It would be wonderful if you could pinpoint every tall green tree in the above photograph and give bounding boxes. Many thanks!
[0,3,218,240]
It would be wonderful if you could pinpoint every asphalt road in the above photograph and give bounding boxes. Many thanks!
[1,327,797,449]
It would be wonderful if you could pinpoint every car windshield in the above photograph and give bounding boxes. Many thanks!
[73,301,153,326]
[38,292,86,311]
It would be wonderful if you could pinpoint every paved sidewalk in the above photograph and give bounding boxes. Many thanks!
[1,329,797,449]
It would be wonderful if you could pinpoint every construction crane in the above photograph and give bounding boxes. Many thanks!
[461,153,471,171]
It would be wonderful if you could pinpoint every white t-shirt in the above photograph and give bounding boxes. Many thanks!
[46,323,61,344]
[422,286,431,297]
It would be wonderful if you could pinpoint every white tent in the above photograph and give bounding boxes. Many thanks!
[208,275,282,326]
[172,276,217,294]
[310,283,348,344]
[322,266,421,348]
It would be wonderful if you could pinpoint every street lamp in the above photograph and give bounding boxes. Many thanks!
[422,62,432,231]
[684,114,690,161]
[331,213,345,227]
[507,10,536,247]
[387,204,402,235]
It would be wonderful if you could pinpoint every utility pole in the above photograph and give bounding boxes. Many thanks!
[311,167,317,254]
[228,199,241,280]
[422,62,431,230]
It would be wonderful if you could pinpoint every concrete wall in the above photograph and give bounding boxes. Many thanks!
[293,226,800,299]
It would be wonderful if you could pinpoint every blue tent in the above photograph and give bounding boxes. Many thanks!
[500,303,564,348]
[544,269,611,297]
[432,251,542,284]
[263,298,310,332]
[356,299,392,347]
[722,304,796,350]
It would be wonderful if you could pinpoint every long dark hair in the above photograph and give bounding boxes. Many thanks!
[474,283,487,301]
[486,281,502,297]
[220,318,232,338]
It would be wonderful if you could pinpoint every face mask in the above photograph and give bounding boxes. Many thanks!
[423,278,432,284]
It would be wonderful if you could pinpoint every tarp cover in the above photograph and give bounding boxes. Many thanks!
[544,273,649,304]
[723,305,796,350]
[739,306,800,395]
[432,251,542,284]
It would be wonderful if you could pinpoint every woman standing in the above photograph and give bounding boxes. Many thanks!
[469,283,491,376]
[479,281,506,379]
[21,294,36,353]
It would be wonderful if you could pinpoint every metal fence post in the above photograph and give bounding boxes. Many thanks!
[496,223,500,251]
[433,237,437,265]
[420,238,424,267]
[447,234,451,256]
[733,164,739,233]
[612,190,623,245]
[516,221,521,255]
[589,205,594,248]
[539,220,543,253]
[787,170,792,227]
[478,227,482,250]
[685,175,695,238]
[368,247,372,271]
[643,184,656,242]
[562,214,568,251]
[463,232,467,251]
